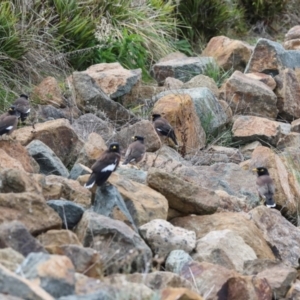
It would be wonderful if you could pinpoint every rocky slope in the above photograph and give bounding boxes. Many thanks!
[1,26,300,300]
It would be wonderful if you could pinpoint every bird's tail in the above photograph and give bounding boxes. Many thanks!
[84,173,96,189]
[265,196,276,208]
[169,130,178,146]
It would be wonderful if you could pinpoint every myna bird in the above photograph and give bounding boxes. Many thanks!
[84,142,121,189]
[123,135,146,166]
[12,94,30,123]
[0,106,20,137]
[152,113,178,146]
[253,167,276,208]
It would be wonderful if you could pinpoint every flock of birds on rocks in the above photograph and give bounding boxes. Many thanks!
[0,94,276,208]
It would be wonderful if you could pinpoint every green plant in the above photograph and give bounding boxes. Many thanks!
[238,0,288,24]
[204,63,233,88]
[176,0,245,45]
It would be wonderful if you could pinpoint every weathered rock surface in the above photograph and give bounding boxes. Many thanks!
[75,211,152,274]
[0,248,24,272]
[220,70,278,119]
[286,280,300,299]
[147,168,219,215]
[192,229,257,272]
[171,213,275,259]
[108,172,168,227]
[11,119,83,168]
[17,252,76,298]
[69,163,91,181]
[245,72,276,90]
[164,77,184,89]
[153,93,206,152]
[152,56,215,85]
[202,36,253,71]
[161,288,204,300]
[165,250,194,275]
[139,219,196,259]
[47,200,85,229]
[26,140,69,177]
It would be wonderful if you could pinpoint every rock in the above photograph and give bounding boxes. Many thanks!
[178,261,238,300]
[159,52,188,62]
[75,132,107,167]
[291,118,300,132]
[171,213,275,259]
[0,248,24,272]
[155,87,227,136]
[26,140,69,177]
[249,206,300,267]
[75,211,152,274]
[286,280,300,299]
[32,76,65,108]
[0,264,54,300]
[182,74,219,97]
[71,72,137,126]
[108,172,168,227]
[69,163,91,180]
[207,146,244,164]
[173,163,259,208]
[220,70,278,119]
[0,194,62,235]
[277,132,300,150]
[114,119,161,152]
[46,200,85,230]
[115,167,147,184]
[250,146,298,215]
[218,100,232,123]
[0,221,46,257]
[165,250,194,275]
[81,62,141,99]
[283,39,300,50]
[139,219,196,259]
[285,25,300,41]
[245,38,300,73]
[161,288,204,300]
[147,168,219,215]
[226,275,272,300]
[232,115,290,146]
[182,151,231,166]
[245,72,276,90]
[164,77,184,89]
[243,259,285,275]
[71,113,114,142]
[202,36,253,71]
[256,265,297,298]
[47,244,104,279]
[153,93,206,153]
[37,105,81,122]
[40,175,91,209]
[192,229,257,272]
[104,271,194,291]
[93,184,137,231]
[0,140,38,173]
[17,252,76,298]
[274,68,300,121]
[0,294,23,300]
[11,119,83,168]
[240,141,262,160]
[37,229,82,248]
[152,56,215,85]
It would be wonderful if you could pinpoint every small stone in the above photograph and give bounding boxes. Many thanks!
[37,230,82,248]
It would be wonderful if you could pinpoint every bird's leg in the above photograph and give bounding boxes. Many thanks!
[31,121,36,134]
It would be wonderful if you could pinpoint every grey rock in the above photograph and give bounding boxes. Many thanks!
[75,212,152,275]
[0,221,46,257]
[152,56,216,85]
[71,113,114,142]
[26,140,69,177]
[165,250,193,274]
[155,87,227,135]
[58,292,111,300]
[93,184,138,232]
[47,200,85,230]
[17,252,75,298]
[68,163,91,180]
[116,167,147,184]
[72,72,138,126]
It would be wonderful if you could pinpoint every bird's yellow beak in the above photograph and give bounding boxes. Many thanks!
[252,168,258,172]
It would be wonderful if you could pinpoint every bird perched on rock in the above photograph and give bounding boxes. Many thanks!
[0,106,20,137]
[253,167,276,208]
[123,135,146,166]
[84,142,121,189]
[12,94,30,123]
[152,113,178,146]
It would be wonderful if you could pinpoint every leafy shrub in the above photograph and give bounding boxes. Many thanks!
[238,0,288,24]
[176,0,245,44]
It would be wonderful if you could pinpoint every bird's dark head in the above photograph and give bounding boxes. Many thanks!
[20,94,29,99]
[152,114,161,121]
[108,142,120,153]
[132,135,144,142]
[253,167,269,176]
[8,106,20,117]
